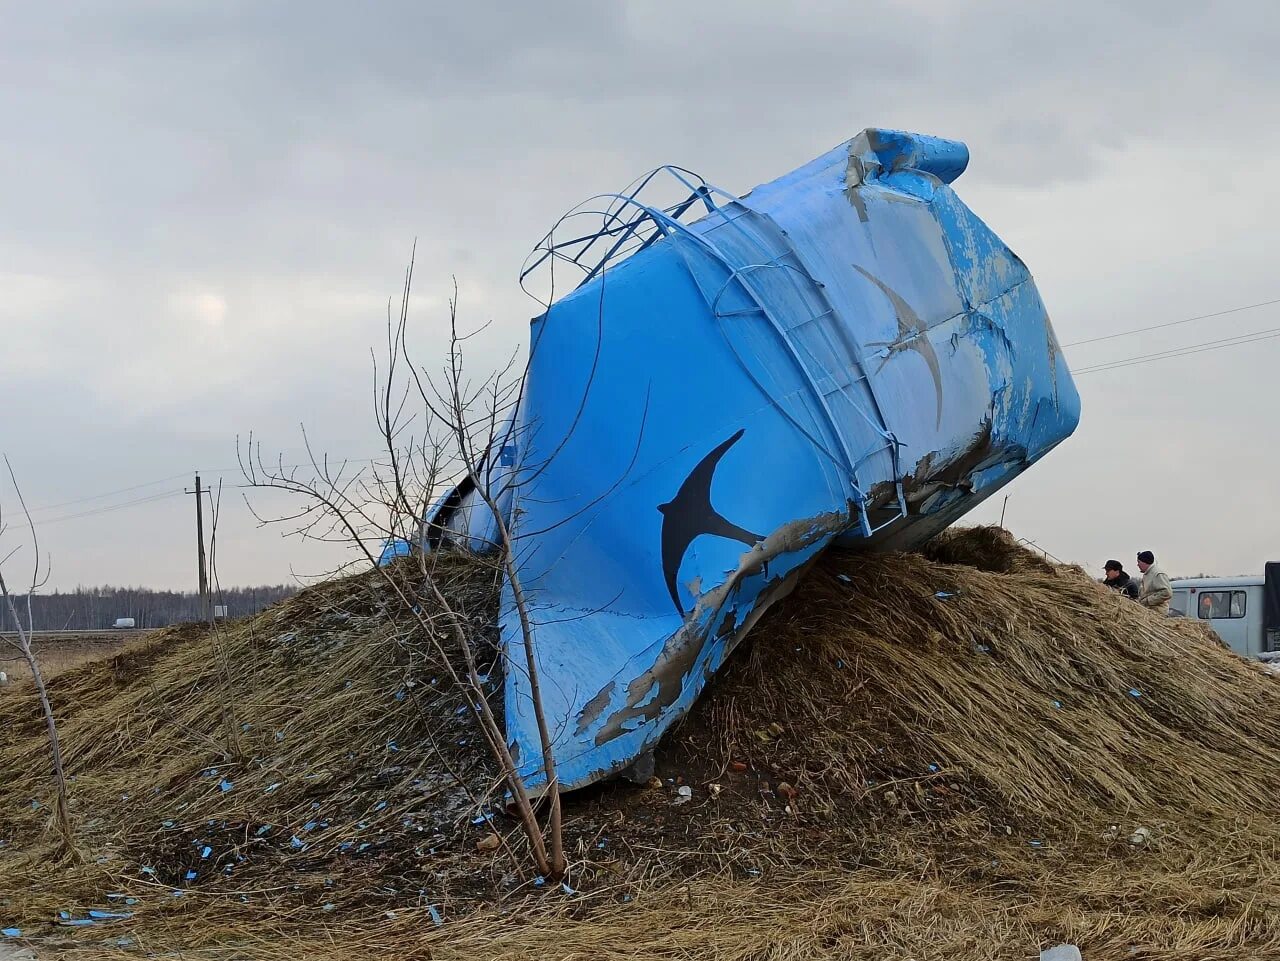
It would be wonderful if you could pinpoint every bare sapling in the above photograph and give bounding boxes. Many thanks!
[240,258,571,879]
[0,455,76,857]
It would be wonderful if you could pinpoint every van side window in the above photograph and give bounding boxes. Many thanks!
[1197,590,1247,619]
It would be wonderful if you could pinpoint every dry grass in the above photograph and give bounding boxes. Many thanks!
[3,527,1280,959]
[0,634,135,688]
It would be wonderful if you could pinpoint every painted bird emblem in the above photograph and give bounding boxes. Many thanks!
[854,265,944,428]
[658,429,763,616]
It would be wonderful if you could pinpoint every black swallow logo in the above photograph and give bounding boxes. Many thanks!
[658,429,762,615]
[855,265,944,428]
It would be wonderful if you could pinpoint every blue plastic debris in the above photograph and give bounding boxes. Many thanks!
[935,591,957,600]
[1052,700,1063,709]
[2,928,20,937]
[561,882,576,896]
[290,836,306,850]
[357,843,371,853]
[322,902,336,913]
[256,825,272,837]
[170,890,184,898]
[373,800,387,812]
[927,763,939,773]
[275,731,285,742]
[29,800,39,810]
[387,741,400,752]
[140,866,156,876]
[426,128,1080,793]
[184,870,198,881]
[428,905,443,926]
[836,574,852,583]
[201,768,219,778]
[303,821,318,832]
[394,690,406,702]
[200,845,212,859]
[1129,688,1143,698]
[88,910,132,920]
[533,876,545,887]
[162,819,175,828]
[264,782,281,793]
[219,779,234,793]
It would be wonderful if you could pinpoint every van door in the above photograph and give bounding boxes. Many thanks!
[1265,563,1280,653]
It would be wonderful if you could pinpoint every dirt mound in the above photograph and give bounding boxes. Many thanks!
[3,528,1280,959]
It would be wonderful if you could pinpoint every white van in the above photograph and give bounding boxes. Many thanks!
[1170,563,1279,658]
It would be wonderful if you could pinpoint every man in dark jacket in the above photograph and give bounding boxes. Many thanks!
[1103,559,1139,599]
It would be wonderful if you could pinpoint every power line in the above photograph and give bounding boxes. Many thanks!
[36,490,188,527]
[1062,297,1280,348]
[27,470,194,514]
[1074,325,1280,376]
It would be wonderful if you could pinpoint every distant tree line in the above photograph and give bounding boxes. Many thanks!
[1,584,298,632]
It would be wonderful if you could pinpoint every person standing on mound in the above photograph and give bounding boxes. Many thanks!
[1135,550,1172,613]
[1103,559,1140,599]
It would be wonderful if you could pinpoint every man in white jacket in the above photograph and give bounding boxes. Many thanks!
[1136,550,1172,613]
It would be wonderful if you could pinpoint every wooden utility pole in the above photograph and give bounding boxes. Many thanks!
[193,474,209,621]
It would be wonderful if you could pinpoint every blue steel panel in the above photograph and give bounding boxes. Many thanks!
[431,129,1080,792]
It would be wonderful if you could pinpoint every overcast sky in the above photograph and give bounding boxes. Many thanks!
[1,1,1276,591]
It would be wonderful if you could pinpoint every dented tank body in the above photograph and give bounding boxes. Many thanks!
[429,129,1080,791]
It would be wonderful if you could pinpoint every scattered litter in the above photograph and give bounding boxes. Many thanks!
[836,573,852,583]
[200,845,212,859]
[373,800,387,811]
[140,866,156,876]
[303,821,318,832]
[1,928,20,938]
[290,836,306,850]
[87,910,132,920]
[1052,700,1063,709]
[934,591,957,600]
[219,779,234,793]
[321,903,335,913]
[533,876,545,887]
[161,819,175,828]
[1129,826,1151,846]
[1041,945,1083,961]
[264,782,281,793]
[184,870,198,881]
[672,785,693,805]
[561,882,576,895]
[428,905,443,926]
[1128,688,1143,698]
[256,825,272,837]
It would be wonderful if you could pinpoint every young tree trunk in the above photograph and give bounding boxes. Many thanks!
[0,576,76,857]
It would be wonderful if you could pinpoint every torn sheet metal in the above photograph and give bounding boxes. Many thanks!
[433,128,1080,791]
